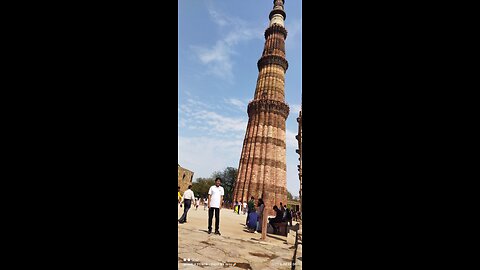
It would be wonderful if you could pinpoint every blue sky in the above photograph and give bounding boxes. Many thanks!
[178,0,302,196]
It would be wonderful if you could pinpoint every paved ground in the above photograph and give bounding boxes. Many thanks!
[178,205,302,269]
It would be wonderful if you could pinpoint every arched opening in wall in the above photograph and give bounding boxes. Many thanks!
[183,174,186,180]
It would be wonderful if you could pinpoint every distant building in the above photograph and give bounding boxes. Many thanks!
[287,199,300,213]
[178,164,194,193]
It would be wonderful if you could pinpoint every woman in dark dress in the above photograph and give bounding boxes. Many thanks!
[255,198,265,233]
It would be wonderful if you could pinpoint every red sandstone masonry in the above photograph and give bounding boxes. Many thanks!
[233,0,289,216]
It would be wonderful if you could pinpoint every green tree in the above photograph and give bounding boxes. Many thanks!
[191,178,215,199]
[211,167,238,204]
[287,190,293,200]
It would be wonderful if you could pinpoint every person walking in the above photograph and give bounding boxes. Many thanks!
[242,201,247,215]
[207,178,224,235]
[204,197,208,211]
[195,197,200,210]
[178,185,195,224]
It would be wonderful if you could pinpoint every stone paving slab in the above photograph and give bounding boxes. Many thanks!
[178,206,301,269]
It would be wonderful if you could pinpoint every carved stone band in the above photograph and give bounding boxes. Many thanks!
[240,156,287,171]
[257,55,289,72]
[248,99,290,119]
[247,136,286,148]
[247,117,286,131]
[264,24,288,39]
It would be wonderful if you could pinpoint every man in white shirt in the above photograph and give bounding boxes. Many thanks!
[207,178,224,235]
[178,185,195,224]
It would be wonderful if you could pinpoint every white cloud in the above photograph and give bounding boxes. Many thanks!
[225,98,246,111]
[192,42,234,81]
[286,18,302,50]
[208,7,228,27]
[224,28,259,47]
[195,110,247,133]
[285,129,298,149]
[186,98,210,108]
[290,104,302,115]
[190,5,263,82]
[179,98,248,134]
[286,159,301,196]
[178,135,243,179]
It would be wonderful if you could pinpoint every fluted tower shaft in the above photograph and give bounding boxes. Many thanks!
[233,0,289,216]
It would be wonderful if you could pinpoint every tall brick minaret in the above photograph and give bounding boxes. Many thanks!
[233,0,289,216]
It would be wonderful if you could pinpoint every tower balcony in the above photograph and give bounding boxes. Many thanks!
[257,55,288,72]
[269,9,286,22]
[264,24,288,39]
[247,99,289,119]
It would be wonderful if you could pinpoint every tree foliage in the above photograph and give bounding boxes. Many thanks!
[191,178,215,199]
[211,167,238,204]
[191,167,238,203]
[287,190,293,200]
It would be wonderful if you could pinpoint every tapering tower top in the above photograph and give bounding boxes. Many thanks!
[270,0,286,27]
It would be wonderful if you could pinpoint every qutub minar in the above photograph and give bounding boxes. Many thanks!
[233,0,289,216]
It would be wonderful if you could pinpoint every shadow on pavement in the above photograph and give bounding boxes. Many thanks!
[266,234,286,241]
